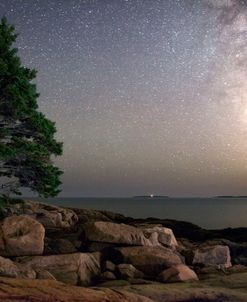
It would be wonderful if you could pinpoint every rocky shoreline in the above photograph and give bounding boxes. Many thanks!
[0,200,246,301]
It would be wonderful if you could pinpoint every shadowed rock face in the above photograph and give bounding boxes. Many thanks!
[44,238,77,255]
[116,263,145,280]
[227,242,247,265]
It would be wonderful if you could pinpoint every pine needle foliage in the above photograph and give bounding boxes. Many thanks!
[0,17,63,198]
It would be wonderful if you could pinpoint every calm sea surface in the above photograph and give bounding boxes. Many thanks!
[36,197,247,230]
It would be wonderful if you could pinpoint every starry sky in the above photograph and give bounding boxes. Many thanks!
[1,0,247,197]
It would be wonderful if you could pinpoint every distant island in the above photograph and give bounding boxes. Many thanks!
[133,195,170,198]
[216,196,247,198]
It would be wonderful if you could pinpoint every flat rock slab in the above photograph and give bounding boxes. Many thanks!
[0,277,154,302]
[15,252,101,286]
[112,246,183,277]
[81,221,152,246]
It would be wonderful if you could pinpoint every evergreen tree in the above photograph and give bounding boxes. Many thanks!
[0,17,63,198]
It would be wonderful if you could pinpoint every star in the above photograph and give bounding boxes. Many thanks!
[0,0,246,197]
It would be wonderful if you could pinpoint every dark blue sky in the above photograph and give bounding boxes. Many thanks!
[1,0,247,197]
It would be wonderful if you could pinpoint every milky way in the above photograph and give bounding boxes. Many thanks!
[1,0,247,197]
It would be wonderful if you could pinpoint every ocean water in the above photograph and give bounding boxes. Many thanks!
[35,197,247,230]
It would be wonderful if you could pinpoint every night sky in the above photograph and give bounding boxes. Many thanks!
[1,0,247,197]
